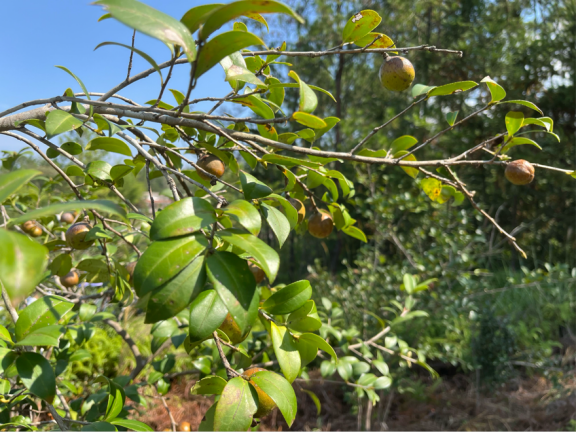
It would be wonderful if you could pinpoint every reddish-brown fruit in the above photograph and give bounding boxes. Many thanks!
[219,313,250,345]
[21,221,37,234]
[30,226,43,237]
[308,210,334,239]
[60,270,79,288]
[289,198,306,224]
[126,261,137,284]
[65,222,94,250]
[61,212,76,224]
[249,262,265,284]
[379,56,415,92]
[178,421,191,432]
[197,155,225,180]
[505,160,535,185]
[244,367,277,418]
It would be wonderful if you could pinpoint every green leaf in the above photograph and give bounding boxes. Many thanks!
[299,333,337,360]
[292,112,327,129]
[86,160,112,181]
[134,234,208,297]
[522,118,551,131]
[373,376,392,390]
[501,137,542,154]
[94,42,163,84]
[110,164,133,181]
[232,94,274,119]
[217,228,280,283]
[127,212,153,223]
[181,4,223,34]
[8,200,126,227]
[337,360,353,381]
[0,348,17,374]
[55,65,92,112]
[81,421,117,431]
[497,100,543,115]
[222,200,262,236]
[268,82,336,102]
[191,375,228,396]
[16,352,56,403]
[61,141,83,155]
[393,151,419,179]
[150,197,216,240]
[86,137,132,157]
[15,295,73,341]
[198,0,303,40]
[481,76,506,103]
[411,84,436,97]
[286,300,322,332]
[0,170,41,203]
[301,389,321,415]
[95,0,196,61]
[288,71,318,113]
[146,256,207,323]
[445,111,459,126]
[214,376,258,431]
[270,322,300,383]
[390,135,418,154]
[195,31,265,78]
[188,290,228,341]
[250,370,297,426]
[206,251,259,334]
[353,32,395,49]
[505,111,524,136]
[341,225,367,243]
[263,280,312,315]
[239,171,272,201]
[66,165,85,177]
[0,326,12,344]
[109,419,153,432]
[222,53,265,88]
[262,194,298,229]
[15,325,65,347]
[261,203,290,248]
[45,110,83,139]
[260,154,322,169]
[427,81,478,97]
[0,230,48,304]
[342,10,382,43]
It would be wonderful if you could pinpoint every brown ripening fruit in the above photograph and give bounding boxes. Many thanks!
[21,221,37,234]
[65,222,95,250]
[60,270,79,288]
[248,262,265,284]
[61,212,76,224]
[308,210,334,239]
[289,198,306,224]
[126,261,137,284]
[197,155,225,180]
[379,56,415,92]
[219,313,250,345]
[505,160,535,185]
[244,367,277,417]
[30,226,43,237]
[178,422,191,432]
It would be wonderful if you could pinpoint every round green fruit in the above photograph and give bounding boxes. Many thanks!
[244,367,277,418]
[505,159,535,185]
[65,222,95,250]
[379,56,415,92]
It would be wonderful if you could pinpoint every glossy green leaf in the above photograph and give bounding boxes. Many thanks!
[251,370,297,426]
[191,375,228,395]
[206,251,259,334]
[16,352,56,403]
[411,84,436,97]
[214,376,258,431]
[109,419,153,432]
[261,203,290,248]
[299,333,337,360]
[86,160,112,181]
[180,4,222,34]
[427,81,477,97]
[262,194,298,229]
[0,348,17,374]
[86,137,132,157]
[0,230,48,304]
[288,71,318,113]
[522,118,551,131]
[150,197,216,240]
[110,164,133,181]
[195,31,265,78]
[0,326,12,344]
[222,199,262,236]
[263,280,312,315]
[260,154,322,169]
[501,137,542,154]
[15,295,73,341]
[0,170,41,203]
[95,0,196,61]
[498,99,543,115]
[198,0,303,40]
[446,111,459,126]
[56,65,92,114]
[286,300,322,332]
[342,10,382,43]
[8,200,126,226]
[217,228,280,283]
[342,225,367,243]
[337,360,353,381]
[268,82,336,102]
[134,234,208,297]
[393,151,419,179]
[188,289,228,341]
[45,110,83,139]
[271,323,300,383]
[146,256,207,323]
[233,93,274,119]
[239,171,272,200]
[481,76,506,103]
[505,111,524,136]
[15,325,65,347]
[292,111,327,129]
[94,42,163,84]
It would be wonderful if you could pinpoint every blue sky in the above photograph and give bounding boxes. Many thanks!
[0,1,245,152]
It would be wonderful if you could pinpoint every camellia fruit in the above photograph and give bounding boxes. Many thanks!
[178,421,191,432]
[219,313,250,345]
[30,226,43,237]
[197,155,225,180]
[66,222,95,250]
[61,212,76,224]
[243,367,277,418]
[248,262,265,284]
[60,270,79,288]
[289,198,306,224]
[308,210,334,239]
[505,159,535,185]
[379,56,415,92]
[21,220,37,234]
